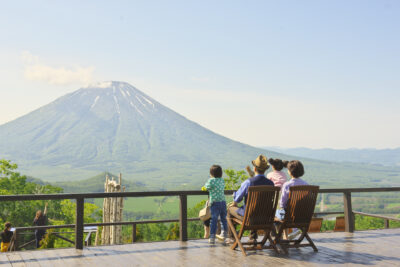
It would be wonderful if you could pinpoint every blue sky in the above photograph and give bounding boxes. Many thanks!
[0,0,399,148]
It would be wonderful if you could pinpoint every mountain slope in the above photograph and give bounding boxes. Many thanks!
[0,81,280,186]
[1,81,399,189]
[55,172,146,193]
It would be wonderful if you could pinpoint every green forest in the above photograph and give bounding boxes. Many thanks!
[0,159,399,250]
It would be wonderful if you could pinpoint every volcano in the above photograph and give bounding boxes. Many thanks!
[0,81,278,187]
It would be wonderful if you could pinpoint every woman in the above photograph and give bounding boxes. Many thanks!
[33,203,48,248]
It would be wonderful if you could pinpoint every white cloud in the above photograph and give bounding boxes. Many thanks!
[21,51,94,86]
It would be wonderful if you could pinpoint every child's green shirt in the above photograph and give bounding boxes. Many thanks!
[204,177,226,204]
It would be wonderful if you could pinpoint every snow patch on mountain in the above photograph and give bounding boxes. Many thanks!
[113,95,121,114]
[87,81,112,88]
[142,96,155,108]
[91,96,100,109]
[130,101,143,116]
[135,95,146,107]
[120,89,127,98]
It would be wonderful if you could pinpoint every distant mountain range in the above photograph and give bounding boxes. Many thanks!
[1,81,399,190]
[265,147,400,166]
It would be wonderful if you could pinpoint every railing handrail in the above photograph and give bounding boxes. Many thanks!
[353,211,400,222]
[13,218,202,232]
[1,187,400,201]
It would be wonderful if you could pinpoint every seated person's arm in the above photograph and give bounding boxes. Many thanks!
[233,180,250,205]
[279,185,290,209]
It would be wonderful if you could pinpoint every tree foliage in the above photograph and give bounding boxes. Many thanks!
[223,168,248,190]
[0,160,101,249]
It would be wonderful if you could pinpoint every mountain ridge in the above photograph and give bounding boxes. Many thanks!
[1,81,399,189]
[0,81,281,186]
[265,147,400,166]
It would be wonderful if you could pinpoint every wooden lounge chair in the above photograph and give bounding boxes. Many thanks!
[334,216,345,231]
[308,217,323,233]
[274,185,320,253]
[227,186,280,256]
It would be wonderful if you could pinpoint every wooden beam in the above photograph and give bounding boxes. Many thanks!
[75,197,84,249]
[54,233,75,244]
[1,188,400,202]
[343,192,354,233]
[179,195,187,241]
[132,223,136,243]
[385,219,390,229]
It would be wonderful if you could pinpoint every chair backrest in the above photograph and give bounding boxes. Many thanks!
[334,216,345,232]
[242,186,280,227]
[284,185,319,226]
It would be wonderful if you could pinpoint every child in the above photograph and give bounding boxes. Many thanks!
[267,158,287,188]
[1,222,13,252]
[276,160,308,239]
[202,165,228,244]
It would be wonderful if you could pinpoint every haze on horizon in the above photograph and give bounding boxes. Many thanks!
[1,1,399,149]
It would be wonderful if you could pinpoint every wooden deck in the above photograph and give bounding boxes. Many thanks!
[1,228,400,266]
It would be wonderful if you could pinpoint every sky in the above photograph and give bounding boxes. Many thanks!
[0,0,399,149]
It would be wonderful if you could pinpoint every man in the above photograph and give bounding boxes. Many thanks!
[228,155,274,242]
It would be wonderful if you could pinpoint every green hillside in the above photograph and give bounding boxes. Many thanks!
[55,172,147,193]
[266,147,400,166]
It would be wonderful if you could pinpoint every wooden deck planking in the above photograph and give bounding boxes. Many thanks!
[16,251,40,267]
[1,228,400,266]
[0,253,12,267]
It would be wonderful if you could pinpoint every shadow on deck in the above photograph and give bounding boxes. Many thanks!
[1,228,400,266]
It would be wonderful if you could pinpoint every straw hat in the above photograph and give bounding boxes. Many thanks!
[252,155,270,171]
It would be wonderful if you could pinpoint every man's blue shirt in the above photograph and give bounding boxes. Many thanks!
[233,174,274,216]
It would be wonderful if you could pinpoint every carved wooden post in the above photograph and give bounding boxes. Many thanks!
[94,227,100,246]
[343,192,355,233]
[179,194,188,241]
[75,197,84,249]
[13,229,18,251]
[111,184,116,245]
[102,175,110,245]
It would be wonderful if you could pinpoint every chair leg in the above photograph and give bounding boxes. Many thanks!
[305,233,318,252]
[227,219,246,256]
[275,226,288,254]
[260,230,269,247]
[267,233,280,253]
[227,219,238,249]
[294,229,306,248]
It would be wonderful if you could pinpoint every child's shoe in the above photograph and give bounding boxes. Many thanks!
[208,237,215,244]
[216,231,227,242]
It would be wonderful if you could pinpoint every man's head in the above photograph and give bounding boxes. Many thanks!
[251,155,270,174]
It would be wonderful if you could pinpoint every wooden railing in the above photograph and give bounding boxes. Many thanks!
[1,187,400,250]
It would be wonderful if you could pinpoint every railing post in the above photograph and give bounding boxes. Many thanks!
[13,229,18,251]
[179,194,188,241]
[132,223,136,243]
[343,192,355,233]
[75,197,84,249]
[384,219,390,229]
